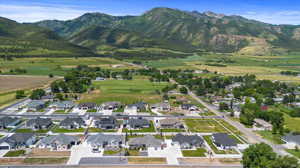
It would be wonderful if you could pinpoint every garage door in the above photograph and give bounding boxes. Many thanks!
[0,146,9,150]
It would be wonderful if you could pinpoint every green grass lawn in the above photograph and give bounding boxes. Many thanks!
[23,157,69,164]
[104,149,122,155]
[182,148,207,157]
[79,76,168,104]
[184,119,228,133]
[256,131,284,144]
[4,150,26,157]
[51,126,85,133]
[286,149,300,158]
[160,128,185,132]
[88,127,117,133]
[123,121,156,133]
[54,110,67,114]
[15,128,49,134]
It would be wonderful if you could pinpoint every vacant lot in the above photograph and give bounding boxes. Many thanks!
[0,75,56,93]
[79,76,168,104]
[127,157,166,164]
[28,148,70,157]
[184,119,228,133]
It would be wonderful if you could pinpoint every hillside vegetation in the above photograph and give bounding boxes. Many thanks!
[0,17,94,58]
[36,8,300,57]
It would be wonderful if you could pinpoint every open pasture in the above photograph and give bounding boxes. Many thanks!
[79,76,168,104]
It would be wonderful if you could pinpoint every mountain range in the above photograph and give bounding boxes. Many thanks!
[2,7,300,59]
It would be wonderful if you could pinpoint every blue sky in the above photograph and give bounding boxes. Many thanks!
[1,0,300,24]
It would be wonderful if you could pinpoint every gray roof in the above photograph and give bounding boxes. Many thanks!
[283,133,300,145]
[78,102,97,108]
[39,134,79,146]
[128,118,150,127]
[94,117,117,125]
[28,100,45,108]
[0,117,19,127]
[128,135,162,148]
[128,102,147,109]
[212,133,237,147]
[50,101,75,108]
[172,134,204,146]
[26,117,52,127]
[87,134,124,146]
[1,133,35,147]
[60,117,85,127]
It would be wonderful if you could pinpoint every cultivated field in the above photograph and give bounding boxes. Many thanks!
[0,75,56,93]
[79,76,168,104]
[0,57,134,76]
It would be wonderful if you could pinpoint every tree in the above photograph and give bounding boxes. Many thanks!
[242,143,276,168]
[55,93,64,101]
[16,90,25,99]
[240,109,255,126]
[269,156,299,168]
[29,89,45,100]
[270,112,284,135]
[48,73,54,78]
[219,102,229,111]
[179,87,188,94]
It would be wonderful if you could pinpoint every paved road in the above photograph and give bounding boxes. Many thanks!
[188,90,291,156]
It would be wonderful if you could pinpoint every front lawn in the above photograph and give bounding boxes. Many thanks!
[286,149,300,158]
[160,128,185,132]
[88,127,117,132]
[15,129,49,134]
[23,157,69,164]
[4,150,26,157]
[104,149,122,155]
[184,119,227,133]
[87,109,97,112]
[182,148,207,157]
[256,131,284,144]
[51,126,85,133]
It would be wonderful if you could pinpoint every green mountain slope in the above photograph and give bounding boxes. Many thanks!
[35,7,300,55]
[0,17,94,58]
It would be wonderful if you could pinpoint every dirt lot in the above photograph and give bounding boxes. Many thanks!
[28,148,71,157]
[0,75,57,93]
[178,157,241,165]
[0,158,24,165]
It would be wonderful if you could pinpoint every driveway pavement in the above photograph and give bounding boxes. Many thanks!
[0,150,8,157]
[67,143,103,165]
[148,139,182,165]
[79,157,128,165]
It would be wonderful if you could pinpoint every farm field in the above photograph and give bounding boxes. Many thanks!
[0,75,56,93]
[0,57,133,76]
[144,53,300,82]
[79,76,168,104]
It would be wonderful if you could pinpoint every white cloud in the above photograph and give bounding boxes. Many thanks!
[0,4,91,23]
[241,10,300,25]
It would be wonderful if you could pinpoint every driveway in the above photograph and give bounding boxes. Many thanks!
[148,139,182,165]
[67,143,103,165]
[0,150,8,157]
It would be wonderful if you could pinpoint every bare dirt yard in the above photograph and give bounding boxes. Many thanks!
[0,75,57,93]
[28,148,71,157]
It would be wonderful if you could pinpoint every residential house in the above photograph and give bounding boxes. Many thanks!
[41,94,55,102]
[159,118,184,129]
[0,117,20,129]
[27,100,45,111]
[124,102,148,114]
[102,102,122,111]
[0,133,36,150]
[93,117,119,130]
[49,101,75,110]
[212,133,237,150]
[128,135,163,150]
[78,102,97,110]
[172,134,204,149]
[253,119,272,131]
[150,102,171,112]
[181,104,198,111]
[26,117,53,130]
[225,83,242,91]
[86,134,124,150]
[59,117,86,129]
[38,134,79,151]
[282,133,300,149]
[95,77,106,81]
[273,97,283,104]
[125,118,150,129]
